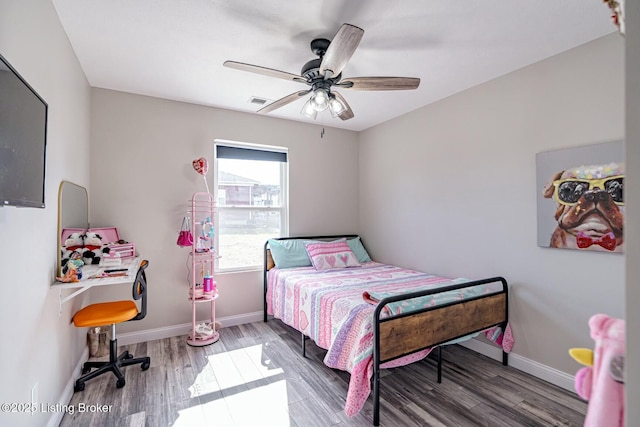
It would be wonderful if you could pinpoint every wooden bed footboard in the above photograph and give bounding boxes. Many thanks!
[372,276,509,425]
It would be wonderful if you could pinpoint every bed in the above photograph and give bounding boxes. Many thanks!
[263,235,512,426]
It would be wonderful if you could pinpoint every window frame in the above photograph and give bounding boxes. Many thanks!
[213,139,289,272]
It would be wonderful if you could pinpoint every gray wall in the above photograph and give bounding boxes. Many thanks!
[0,1,91,426]
[358,33,625,376]
[2,1,639,425]
[625,0,640,422]
[88,88,359,332]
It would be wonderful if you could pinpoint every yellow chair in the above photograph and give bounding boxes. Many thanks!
[73,260,151,392]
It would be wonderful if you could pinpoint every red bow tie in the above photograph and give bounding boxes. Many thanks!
[576,231,617,251]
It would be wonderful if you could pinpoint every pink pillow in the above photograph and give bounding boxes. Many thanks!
[305,240,361,270]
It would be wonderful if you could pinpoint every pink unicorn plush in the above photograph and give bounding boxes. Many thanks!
[570,313,625,427]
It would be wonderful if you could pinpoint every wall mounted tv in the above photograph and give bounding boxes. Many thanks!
[0,53,48,208]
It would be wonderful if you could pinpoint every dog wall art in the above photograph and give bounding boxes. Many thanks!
[536,141,624,253]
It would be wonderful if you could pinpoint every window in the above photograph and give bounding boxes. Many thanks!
[214,141,288,271]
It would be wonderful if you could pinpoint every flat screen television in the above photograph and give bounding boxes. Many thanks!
[0,53,48,208]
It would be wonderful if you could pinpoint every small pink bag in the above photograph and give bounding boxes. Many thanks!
[176,217,193,247]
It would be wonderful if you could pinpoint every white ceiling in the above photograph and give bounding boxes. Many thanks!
[52,0,616,132]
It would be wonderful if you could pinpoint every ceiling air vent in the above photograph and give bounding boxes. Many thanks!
[248,96,269,106]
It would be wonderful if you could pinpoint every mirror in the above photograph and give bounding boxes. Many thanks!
[57,181,88,276]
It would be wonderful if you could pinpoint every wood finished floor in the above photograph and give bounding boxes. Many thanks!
[60,320,587,427]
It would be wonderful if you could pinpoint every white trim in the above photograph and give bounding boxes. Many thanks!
[458,339,577,392]
[56,313,578,427]
[47,346,89,427]
[117,311,264,345]
[215,267,262,275]
[213,139,289,272]
[217,206,282,211]
[54,312,264,426]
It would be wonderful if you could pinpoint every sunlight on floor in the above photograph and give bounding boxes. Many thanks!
[223,380,291,426]
[178,343,292,426]
[172,404,208,426]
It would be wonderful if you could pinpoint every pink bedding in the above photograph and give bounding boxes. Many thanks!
[266,262,509,416]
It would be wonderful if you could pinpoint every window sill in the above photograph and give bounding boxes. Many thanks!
[216,266,263,275]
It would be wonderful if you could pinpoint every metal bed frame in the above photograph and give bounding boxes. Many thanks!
[263,235,509,426]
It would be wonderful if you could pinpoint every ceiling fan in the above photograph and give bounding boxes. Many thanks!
[223,23,420,121]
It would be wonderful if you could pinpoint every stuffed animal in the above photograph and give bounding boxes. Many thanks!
[569,314,625,427]
[64,232,84,250]
[82,232,107,265]
[61,232,85,274]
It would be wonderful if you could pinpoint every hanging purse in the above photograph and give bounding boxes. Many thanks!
[176,216,194,247]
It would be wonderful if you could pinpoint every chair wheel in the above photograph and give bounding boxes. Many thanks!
[125,353,134,359]
[141,361,150,371]
[81,366,91,374]
[116,378,125,388]
[74,382,85,392]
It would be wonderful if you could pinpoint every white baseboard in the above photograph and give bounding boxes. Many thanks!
[459,338,576,392]
[119,316,574,395]
[57,313,576,427]
[47,346,89,427]
[116,311,264,346]
[54,312,263,426]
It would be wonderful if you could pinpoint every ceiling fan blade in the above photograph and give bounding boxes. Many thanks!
[224,61,307,84]
[319,23,364,78]
[338,77,420,91]
[332,91,354,121]
[258,90,311,114]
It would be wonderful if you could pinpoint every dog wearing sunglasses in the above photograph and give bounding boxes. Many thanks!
[542,162,624,252]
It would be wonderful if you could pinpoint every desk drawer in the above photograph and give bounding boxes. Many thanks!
[108,243,136,259]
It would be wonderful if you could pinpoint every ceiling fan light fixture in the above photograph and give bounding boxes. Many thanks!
[329,96,346,117]
[310,89,330,112]
[301,99,318,120]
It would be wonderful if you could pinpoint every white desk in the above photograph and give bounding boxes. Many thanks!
[52,257,142,314]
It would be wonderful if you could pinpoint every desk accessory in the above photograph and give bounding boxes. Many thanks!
[91,227,136,259]
[100,251,122,267]
[98,271,128,278]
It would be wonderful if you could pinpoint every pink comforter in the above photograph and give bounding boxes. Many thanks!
[266,262,508,416]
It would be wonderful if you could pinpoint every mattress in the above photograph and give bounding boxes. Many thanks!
[266,261,506,416]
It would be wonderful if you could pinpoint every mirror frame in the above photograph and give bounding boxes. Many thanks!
[57,181,88,277]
